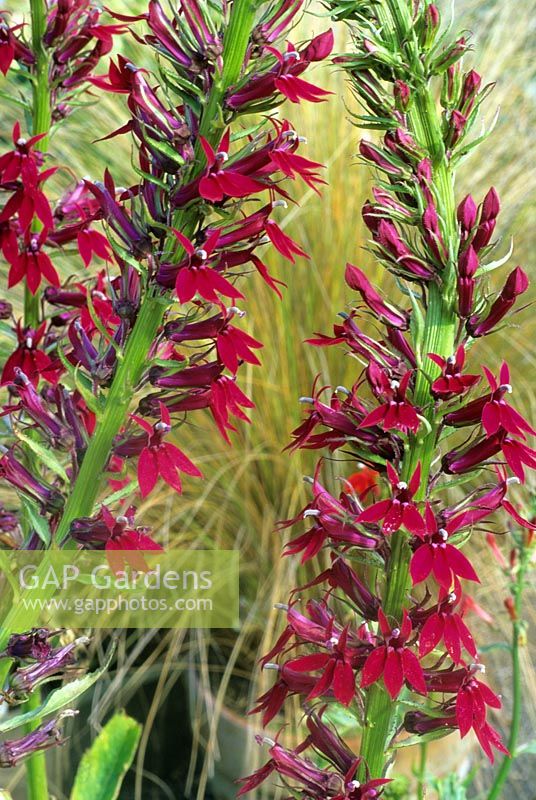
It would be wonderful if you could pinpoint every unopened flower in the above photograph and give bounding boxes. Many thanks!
[467,266,529,337]
[0,711,78,767]
[1,628,55,662]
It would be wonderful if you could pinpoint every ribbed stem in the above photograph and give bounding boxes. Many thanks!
[53,0,257,543]
[21,4,52,796]
[358,0,459,779]
[25,0,52,329]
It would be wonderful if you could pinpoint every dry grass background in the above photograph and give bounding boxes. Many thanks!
[0,0,535,797]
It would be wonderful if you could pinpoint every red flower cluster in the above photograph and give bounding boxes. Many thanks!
[0,0,334,565]
[241,2,534,793]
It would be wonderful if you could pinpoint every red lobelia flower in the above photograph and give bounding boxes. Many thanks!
[100,506,162,573]
[410,504,479,589]
[418,587,477,664]
[358,462,425,535]
[131,402,202,497]
[198,132,267,202]
[286,625,357,706]
[480,362,536,438]
[76,227,112,267]
[0,122,45,185]
[1,322,58,386]
[172,227,244,304]
[7,232,59,295]
[428,345,480,399]
[361,608,426,699]
[359,365,420,433]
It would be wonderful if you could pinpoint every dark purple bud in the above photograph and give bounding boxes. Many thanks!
[9,638,89,698]
[0,711,77,767]
[359,141,402,175]
[481,187,500,222]
[149,360,224,389]
[416,158,434,204]
[10,369,70,445]
[435,37,467,71]
[467,267,529,337]
[422,203,445,262]
[85,176,151,258]
[1,628,54,661]
[460,69,482,114]
[393,79,410,110]
[376,220,435,280]
[457,247,478,316]
[421,3,441,48]
[387,327,418,368]
[329,557,379,620]
[0,299,12,319]
[345,263,409,329]
[458,245,478,278]
[404,710,457,735]
[0,503,19,534]
[0,451,64,513]
[457,277,475,318]
[457,194,478,234]
[444,394,488,427]
[472,187,500,251]
[447,109,467,147]
[44,286,87,309]
[442,434,502,474]
[306,711,356,774]
[384,128,421,163]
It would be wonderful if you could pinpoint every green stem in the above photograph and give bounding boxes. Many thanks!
[416,741,428,800]
[20,4,53,796]
[23,689,49,800]
[26,0,52,329]
[358,0,459,780]
[487,552,528,800]
[53,0,256,542]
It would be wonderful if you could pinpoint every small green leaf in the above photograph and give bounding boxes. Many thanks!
[92,480,138,514]
[393,726,454,748]
[516,739,536,755]
[145,136,185,167]
[70,713,141,800]
[22,497,51,546]
[0,644,115,733]
[17,432,69,483]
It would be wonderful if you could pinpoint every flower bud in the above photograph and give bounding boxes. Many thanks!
[467,267,529,337]
[457,194,478,234]
[393,80,410,110]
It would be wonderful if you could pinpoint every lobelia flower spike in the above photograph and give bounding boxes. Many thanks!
[0,8,334,765]
[241,0,534,793]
